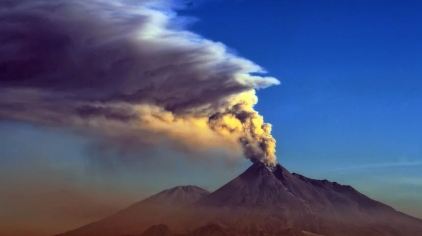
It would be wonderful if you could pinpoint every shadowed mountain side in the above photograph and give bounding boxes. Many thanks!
[198,163,422,236]
[139,224,324,236]
[140,224,172,236]
[59,163,422,236]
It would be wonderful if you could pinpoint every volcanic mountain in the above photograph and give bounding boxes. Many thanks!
[59,163,422,236]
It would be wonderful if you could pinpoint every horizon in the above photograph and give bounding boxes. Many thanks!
[1,1,421,235]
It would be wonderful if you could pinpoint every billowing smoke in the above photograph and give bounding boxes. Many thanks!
[0,0,279,165]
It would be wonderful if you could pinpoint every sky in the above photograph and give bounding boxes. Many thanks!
[1,0,422,235]
[180,0,422,215]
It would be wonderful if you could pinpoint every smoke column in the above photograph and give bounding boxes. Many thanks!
[0,0,280,166]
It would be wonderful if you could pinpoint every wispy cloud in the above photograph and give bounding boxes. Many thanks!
[335,160,422,171]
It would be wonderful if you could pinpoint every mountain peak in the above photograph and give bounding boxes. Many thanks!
[143,185,209,205]
[199,162,304,208]
[59,163,422,236]
[240,161,276,178]
[199,161,397,213]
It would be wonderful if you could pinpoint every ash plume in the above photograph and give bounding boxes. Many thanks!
[0,0,280,165]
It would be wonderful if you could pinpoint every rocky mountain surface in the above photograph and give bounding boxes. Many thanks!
[59,163,422,236]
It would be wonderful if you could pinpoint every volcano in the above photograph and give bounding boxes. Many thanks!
[59,163,422,236]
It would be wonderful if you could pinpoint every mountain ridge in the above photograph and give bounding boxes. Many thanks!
[59,162,422,236]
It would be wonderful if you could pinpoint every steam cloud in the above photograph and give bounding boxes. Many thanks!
[0,0,280,165]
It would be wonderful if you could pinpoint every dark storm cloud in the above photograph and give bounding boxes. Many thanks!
[0,0,280,164]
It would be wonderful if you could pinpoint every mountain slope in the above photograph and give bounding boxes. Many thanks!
[58,186,209,236]
[199,163,305,208]
[199,162,422,235]
[59,163,422,236]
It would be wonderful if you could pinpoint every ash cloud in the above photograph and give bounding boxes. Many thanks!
[0,0,280,165]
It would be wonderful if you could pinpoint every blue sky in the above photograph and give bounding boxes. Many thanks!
[179,0,422,216]
[0,1,421,233]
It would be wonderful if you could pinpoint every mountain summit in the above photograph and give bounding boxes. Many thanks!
[59,163,422,236]
[202,162,394,210]
[200,163,304,208]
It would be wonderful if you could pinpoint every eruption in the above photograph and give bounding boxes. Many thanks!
[208,91,277,166]
[0,0,279,165]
